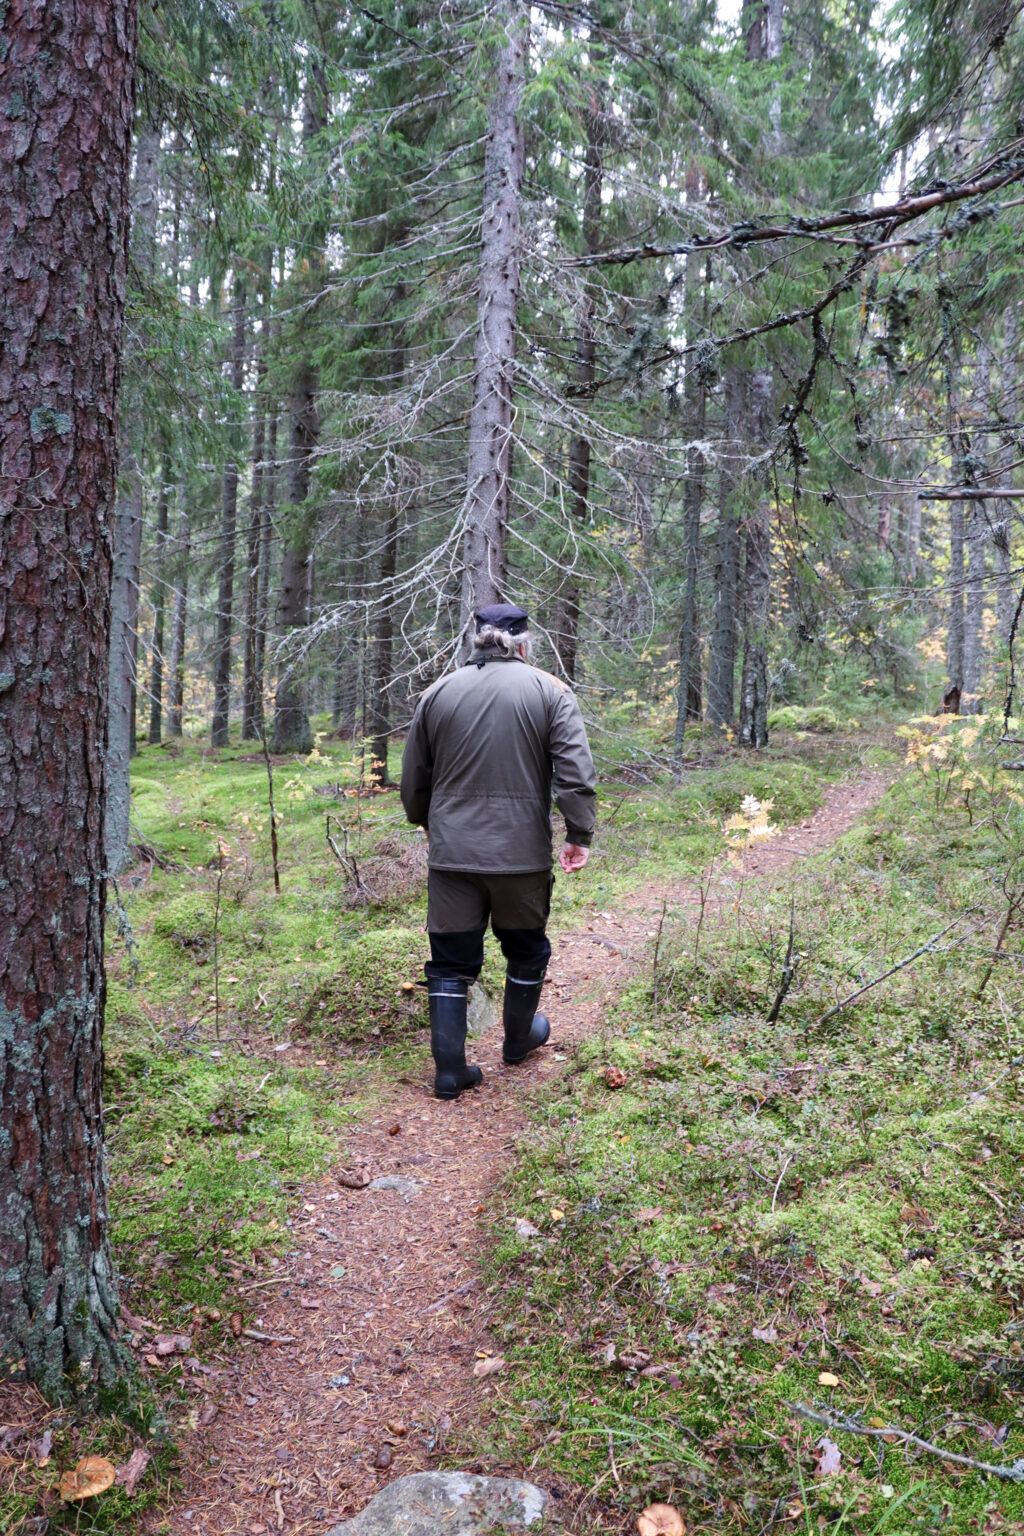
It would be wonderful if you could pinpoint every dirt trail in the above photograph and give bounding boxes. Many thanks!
[160,769,889,1535]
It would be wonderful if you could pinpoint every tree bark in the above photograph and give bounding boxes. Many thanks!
[147,446,172,744]
[461,1,527,625]
[212,278,247,747]
[0,0,137,1396]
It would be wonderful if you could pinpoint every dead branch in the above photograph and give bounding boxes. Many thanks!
[815,919,964,1026]
[790,1403,1024,1482]
[571,146,1024,267]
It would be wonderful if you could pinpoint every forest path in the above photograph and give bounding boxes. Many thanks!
[163,766,890,1536]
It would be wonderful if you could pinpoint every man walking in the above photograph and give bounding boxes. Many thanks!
[401,604,597,1099]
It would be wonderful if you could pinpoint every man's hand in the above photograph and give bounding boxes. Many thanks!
[559,842,589,873]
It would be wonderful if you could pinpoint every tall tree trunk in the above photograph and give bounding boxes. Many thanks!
[739,369,774,747]
[272,358,318,754]
[673,232,709,766]
[147,446,172,743]
[461,1,527,623]
[962,349,990,714]
[272,74,324,755]
[707,365,745,731]
[367,506,399,786]
[560,77,604,683]
[166,487,190,738]
[942,287,965,704]
[212,279,247,747]
[995,304,1018,650]
[106,462,144,866]
[256,407,277,707]
[242,387,268,741]
[0,0,137,1396]
[105,117,159,871]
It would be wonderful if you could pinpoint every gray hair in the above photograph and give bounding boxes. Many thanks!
[473,624,533,661]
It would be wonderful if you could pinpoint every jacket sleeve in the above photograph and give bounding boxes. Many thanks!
[548,686,597,846]
[400,695,433,828]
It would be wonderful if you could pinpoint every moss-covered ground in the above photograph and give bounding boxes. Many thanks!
[475,717,1024,1533]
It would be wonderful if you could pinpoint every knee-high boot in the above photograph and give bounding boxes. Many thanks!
[429,977,483,1100]
[502,971,550,1065]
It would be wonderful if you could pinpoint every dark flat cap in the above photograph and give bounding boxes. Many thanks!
[474,603,529,635]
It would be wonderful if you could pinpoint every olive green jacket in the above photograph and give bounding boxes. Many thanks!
[400,651,597,873]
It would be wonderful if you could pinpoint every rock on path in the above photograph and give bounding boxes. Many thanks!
[326,1471,549,1535]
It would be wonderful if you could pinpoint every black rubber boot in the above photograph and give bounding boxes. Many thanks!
[429,977,483,1100]
[502,972,551,1065]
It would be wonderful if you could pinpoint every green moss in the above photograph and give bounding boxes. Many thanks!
[303,926,427,1047]
[475,748,1024,1533]
[768,703,846,732]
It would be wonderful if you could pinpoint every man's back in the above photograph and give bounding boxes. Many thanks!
[401,654,595,873]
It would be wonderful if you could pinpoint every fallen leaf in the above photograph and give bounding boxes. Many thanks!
[550,1208,565,1221]
[814,1437,842,1478]
[857,1273,882,1297]
[387,1122,402,1136]
[817,1371,840,1388]
[330,1264,347,1278]
[515,1217,543,1239]
[604,1065,627,1089]
[373,1445,393,1470]
[338,1168,371,1189]
[299,1299,320,1310]
[752,1325,778,1344]
[386,1420,407,1436]
[198,1402,219,1426]
[114,1447,151,1496]
[400,981,415,992]
[59,1456,116,1501]
[638,1503,685,1536]
[472,1355,506,1378]
[636,1206,663,1223]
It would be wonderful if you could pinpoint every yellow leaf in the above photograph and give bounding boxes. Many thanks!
[550,1208,565,1221]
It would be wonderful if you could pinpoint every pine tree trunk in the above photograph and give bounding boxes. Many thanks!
[106,117,160,871]
[256,409,277,707]
[212,279,247,747]
[147,448,172,744]
[462,2,527,622]
[166,488,190,738]
[0,0,137,1396]
[708,365,745,731]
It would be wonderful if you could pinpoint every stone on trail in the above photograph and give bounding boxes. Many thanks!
[326,1471,550,1535]
[467,981,498,1039]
